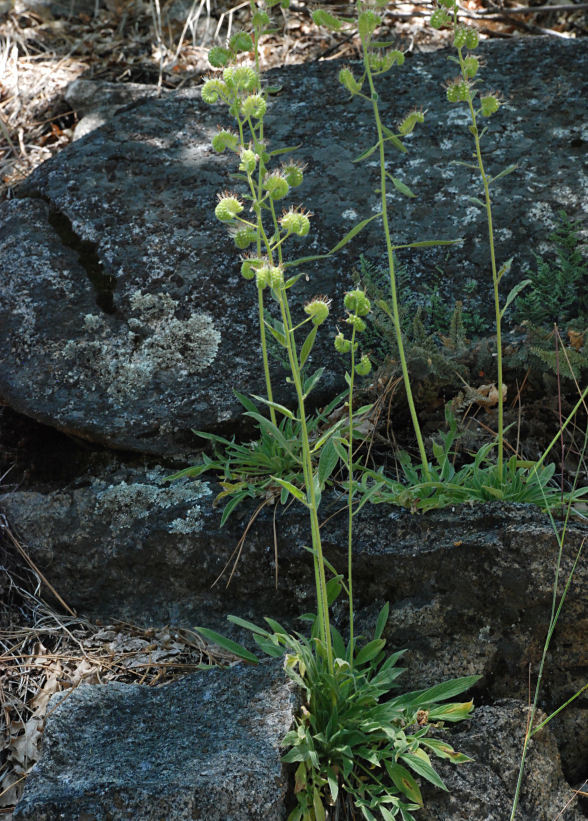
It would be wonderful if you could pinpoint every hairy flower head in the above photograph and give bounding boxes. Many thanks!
[344,289,371,317]
[280,207,311,236]
[263,172,289,201]
[346,314,367,332]
[201,77,228,104]
[231,226,257,250]
[358,10,381,37]
[463,55,480,79]
[453,26,468,48]
[355,353,372,376]
[465,28,479,49]
[480,93,500,117]
[339,67,363,96]
[240,94,267,119]
[446,77,469,104]
[211,129,239,153]
[304,295,331,326]
[430,7,451,28]
[223,65,258,93]
[239,147,258,174]
[229,31,254,54]
[215,192,244,222]
[334,332,352,354]
[398,108,425,136]
[282,162,305,188]
[241,255,263,280]
[208,47,231,68]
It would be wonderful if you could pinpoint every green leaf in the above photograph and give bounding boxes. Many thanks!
[313,787,326,821]
[272,476,307,504]
[265,322,288,347]
[388,174,416,198]
[318,436,340,486]
[300,325,318,369]
[402,675,481,707]
[303,367,324,398]
[193,627,259,663]
[500,278,532,319]
[488,163,517,185]
[219,490,251,527]
[381,124,407,153]
[468,196,485,208]
[400,753,448,791]
[283,213,381,269]
[391,238,462,251]
[374,602,390,640]
[250,394,296,419]
[497,256,514,283]
[267,143,302,157]
[355,638,386,666]
[353,141,381,163]
[227,614,269,637]
[385,763,423,806]
[327,767,339,804]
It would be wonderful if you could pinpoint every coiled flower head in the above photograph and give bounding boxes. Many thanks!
[430,7,452,28]
[229,31,253,54]
[282,162,305,188]
[480,93,500,117]
[398,108,425,136]
[358,10,381,37]
[215,193,244,222]
[201,78,228,104]
[239,147,258,174]
[334,332,353,354]
[240,94,267,119]
[453,26,468,48]
[465,28,480,49]
[241,255,262,280]
[208,47,231,68]
[211,129,239,153]
[263,172,289,200]
[312,8,343,30]
[223,65,258,93]
[304,295,331,326]
[463,55,480,79]
[346,314,367,332]
[446,77,469,103]
[344,289,371,317]
[355,354,372,376]
[269,265,285,290]
[231,226,257,250]
[339,67,363,95]
[280,207,311,237]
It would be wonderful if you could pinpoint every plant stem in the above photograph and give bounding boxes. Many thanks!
[275,285,334,672]
[362,38,430,480]
[456,43,504,476]
[347,325,357,663]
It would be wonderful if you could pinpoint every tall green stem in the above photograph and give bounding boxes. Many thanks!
[347,327,357,662]
[456,45,504,476]
[274,286,334,672]
[362,45,430,480]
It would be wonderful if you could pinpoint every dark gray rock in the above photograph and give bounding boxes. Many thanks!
[420,699,584,821]
[2,467,586,759]
[14,658,296,821]
[1,38,585,454]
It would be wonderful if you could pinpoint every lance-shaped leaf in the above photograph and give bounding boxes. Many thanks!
[385,762,423,807]
[382,124,407,153]
[193,626,259,663]
[318,436,340,485]
[284,212,381,268]
[497,256,514,283]
[250,394,296,419]
[501,278,532,319]
[300,325,318,369]
[488,163,517,185]
[271,476,307,505]
[387,173,416,198]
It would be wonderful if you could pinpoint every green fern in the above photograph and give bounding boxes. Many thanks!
[514,211,587,327]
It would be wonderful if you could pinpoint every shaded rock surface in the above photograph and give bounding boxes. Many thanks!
[0,37,585,454]
[420,700,584,821]
[14,658,296,821]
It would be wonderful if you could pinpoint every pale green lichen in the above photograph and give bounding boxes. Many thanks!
[65,292,221,399]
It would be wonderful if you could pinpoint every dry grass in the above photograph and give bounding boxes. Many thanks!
[0,515,239,814]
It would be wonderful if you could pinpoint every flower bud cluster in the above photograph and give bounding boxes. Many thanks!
[334,289,372,376]
[367,49,404,74]
[255,262,284,291]
[480,93,500,117]
[358,10,381,38]
[239,147,258,173]
[282,162,305,188]
[231,226,258,249]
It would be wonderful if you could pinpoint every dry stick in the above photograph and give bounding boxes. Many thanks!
[0,515,76,618]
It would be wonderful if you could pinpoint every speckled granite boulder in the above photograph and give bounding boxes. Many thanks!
[14,659,296,821]
[0,37,585,454]
[419,700,585,821]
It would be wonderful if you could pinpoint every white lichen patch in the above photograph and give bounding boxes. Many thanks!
[65,292,221,399]
[341,208,358,221]
[93,473,211,534]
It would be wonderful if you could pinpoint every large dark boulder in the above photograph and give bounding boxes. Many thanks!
[0,37,585,455]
